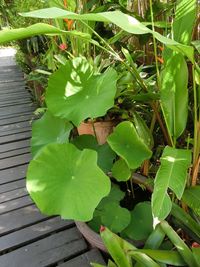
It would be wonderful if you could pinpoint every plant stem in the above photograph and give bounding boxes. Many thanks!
[191,64,199,186]
[149,0,161,88]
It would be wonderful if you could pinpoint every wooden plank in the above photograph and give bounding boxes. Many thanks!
[0,83,26,90]
[0,78,24,83]
[0,100,32,108]
[0,111,34,121]
[0,131,31,144]
[0,90,29,97]
[0,120,31,132]
[58,249,105,267]
[0,179,25,194]
[0,114,33,126]
[0,104,35,115]
[0,164,28,184]
[0,195,32,215]
[0,153,31,170]
[0,187,27,203]
[0,147,30,160]
[0,139,30,153]
[0,227,87,267]
[0,126,31,137]
[0,205,47,235]
[0,217,74,253]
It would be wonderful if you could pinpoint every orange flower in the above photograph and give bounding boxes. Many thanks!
[156,56,164,64]
[64,18,74,30]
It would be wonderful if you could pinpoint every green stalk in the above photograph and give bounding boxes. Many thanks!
[192,64,198,186]
[149,0,161,88]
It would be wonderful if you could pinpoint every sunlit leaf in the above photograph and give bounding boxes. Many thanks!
[0,23,90,44]
[27,143,111,221]
[21,8,194,61]
[107,121,152,169]
[161,53,188,139]
[31,111,73,157]
[46,57,118,126]
[152,146,192,224]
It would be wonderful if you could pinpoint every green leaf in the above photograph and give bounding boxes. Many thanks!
[173,0,197,45]
[97,144,116,173]
[152,146,192,224]
[128,251,160,267]
[101,203,131,233]
[160,220,198,267]
[192,248,200,266]
[192,40,200,53]
[182,186,200,216]
[27,143,111,221]
[171,203,200,240]
[112,159,131,182]
[161,52,188,139]
[72,135,116,173]
[139,249,187,266]
[133,113,154,148]
[21,8,194,61]
[31,111,73,157]
[107,121,152,169]
[88,184,125,232]
[46,57,118,126]
[144,225,165,249]
[99,184,125,208]
[0,23,90,45]
[100,227,134,267]
[123,202,153,241]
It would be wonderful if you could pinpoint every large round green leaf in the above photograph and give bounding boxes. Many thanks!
[72,135,116,173]
[46,57,118,126]
[123,202,153,240]
[27,143,111,221]
[31,111,73,157]
[107,121,152,169]
[101,203,131,233]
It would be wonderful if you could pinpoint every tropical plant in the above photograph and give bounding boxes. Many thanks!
[0,1,199,264]
[91,226,200,267]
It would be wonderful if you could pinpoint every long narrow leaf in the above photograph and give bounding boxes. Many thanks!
[182,185,200,216]
[152,146,192,224]
[0,23,91,44]
[171,203,200,240]
[160,52,188,139]
[21,8,194,61]
[160,221,198,267]
[139,249,187,266]
[173,0,197,45]
[128,251,160,267]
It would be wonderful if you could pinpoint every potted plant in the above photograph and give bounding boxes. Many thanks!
[0,0,200,264]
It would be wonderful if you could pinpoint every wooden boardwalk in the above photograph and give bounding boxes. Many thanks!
[0,55,105,267]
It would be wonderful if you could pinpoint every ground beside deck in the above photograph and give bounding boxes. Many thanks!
[0,54,105,267]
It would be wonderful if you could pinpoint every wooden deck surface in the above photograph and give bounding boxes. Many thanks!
[0,55,105,267]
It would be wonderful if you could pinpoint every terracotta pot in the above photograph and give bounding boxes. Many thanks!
[77,121,116,145]
[75,174,152,253]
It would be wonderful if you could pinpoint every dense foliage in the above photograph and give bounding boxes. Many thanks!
[0,0,200,266]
